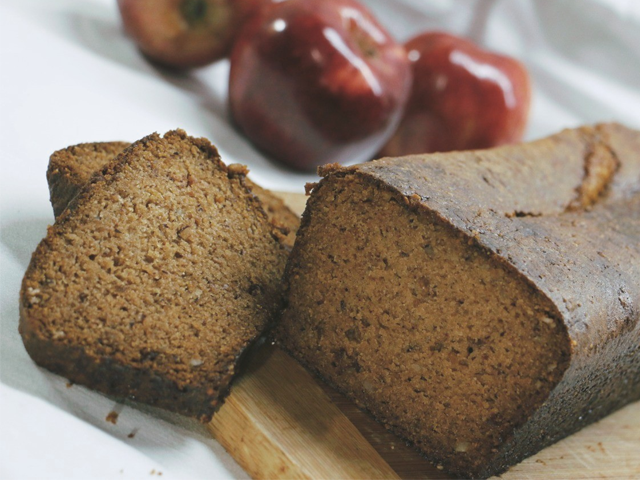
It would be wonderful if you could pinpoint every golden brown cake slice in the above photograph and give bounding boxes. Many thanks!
[278,123,640,478]
[48,141,300,248]
[21,130,289,421]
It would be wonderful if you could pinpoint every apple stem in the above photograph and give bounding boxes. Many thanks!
[466,0,498,45]
[181,0,207,26]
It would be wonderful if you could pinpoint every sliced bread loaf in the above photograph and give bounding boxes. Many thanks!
[21,130,289,421]
[277,123,640,477]
[48,141,300,248]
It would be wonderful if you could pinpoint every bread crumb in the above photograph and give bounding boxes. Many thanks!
[362,380,375,393]
[541,316,555,327]
[27,287,42,305]
[455,442,469,453]
[106,411,119,424]
[227,163,249,176]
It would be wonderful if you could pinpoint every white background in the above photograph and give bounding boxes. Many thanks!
[1,0,639,478]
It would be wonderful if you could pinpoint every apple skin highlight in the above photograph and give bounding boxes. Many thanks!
[379,31,531,157]
[229,0,412,171]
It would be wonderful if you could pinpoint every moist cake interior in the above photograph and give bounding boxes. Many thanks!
[24,135,287,411]
[279,174,571,473]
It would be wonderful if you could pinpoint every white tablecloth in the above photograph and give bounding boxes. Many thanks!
[1,0,639,478]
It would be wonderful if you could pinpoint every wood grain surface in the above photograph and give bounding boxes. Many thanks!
[208,343,400,480]
[207,191,640,480]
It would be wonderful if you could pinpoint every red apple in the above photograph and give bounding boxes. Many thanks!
[117,0,266,69]
[379,31,531,157]
[228,0,411,171]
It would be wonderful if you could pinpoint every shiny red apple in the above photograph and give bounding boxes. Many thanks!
[228,0,412,171]
[379,31,531,157]
[117,0,265,69]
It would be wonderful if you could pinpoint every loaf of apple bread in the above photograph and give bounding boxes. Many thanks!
[277,123,640,478]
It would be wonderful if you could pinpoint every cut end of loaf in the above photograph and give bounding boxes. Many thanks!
[21,130,289,421]
[278,172,571,477]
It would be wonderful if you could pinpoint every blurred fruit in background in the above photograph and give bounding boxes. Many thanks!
[116,0,532,169]
[379,31,531,157]
[228,0,411,171]
[117,0,267,69]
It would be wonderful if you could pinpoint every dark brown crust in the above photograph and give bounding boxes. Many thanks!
[285,123,640,478]
[22,130,288,422]
[47,141,300,248]
[19,314,238,421]
[47,141,131,218]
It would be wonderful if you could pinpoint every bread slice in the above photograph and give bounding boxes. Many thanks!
[277,123,640,477]
[47,141,130,218]
[21,130,289,421]
[48,141,300,248]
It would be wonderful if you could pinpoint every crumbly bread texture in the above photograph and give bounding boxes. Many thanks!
[21,130,289,421]
[278,123,640,478]
[242,181,300,249]
[47,141,131,218]
[48,141,300,248]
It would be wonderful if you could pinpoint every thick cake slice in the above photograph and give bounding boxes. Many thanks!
[48,141,300,248]
[278,123,640,478]
[20,130,289,421]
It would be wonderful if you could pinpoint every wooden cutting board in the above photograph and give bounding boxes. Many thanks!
[207,191,640,480]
